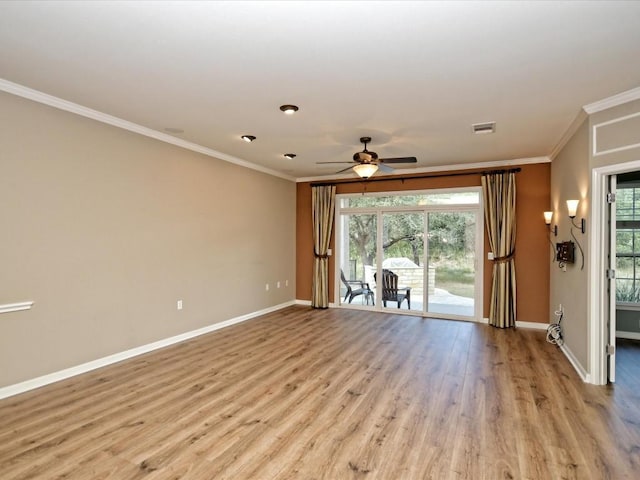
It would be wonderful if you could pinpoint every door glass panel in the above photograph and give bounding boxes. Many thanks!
[616,229,633,254]
[615,186,640,305]
[427,211,476,317]
[381,212,424,312]
[339,213,377,306]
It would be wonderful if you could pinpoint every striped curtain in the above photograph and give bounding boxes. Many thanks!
[311,185,336,308]
[481,172,517,328]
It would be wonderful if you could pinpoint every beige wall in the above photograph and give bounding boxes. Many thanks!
[0,92,296,388]
[550,119,590,368]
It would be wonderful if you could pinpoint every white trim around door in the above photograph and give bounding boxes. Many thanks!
[590,159,640,385]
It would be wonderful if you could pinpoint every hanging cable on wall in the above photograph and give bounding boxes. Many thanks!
[546,307,564,345]
[569,227,585,270]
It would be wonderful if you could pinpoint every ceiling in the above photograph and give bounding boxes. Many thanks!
[1,1,640,181]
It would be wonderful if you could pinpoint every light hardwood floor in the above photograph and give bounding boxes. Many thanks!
[1,306,639,479]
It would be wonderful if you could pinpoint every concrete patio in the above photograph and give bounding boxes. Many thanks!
[343,287,474,318]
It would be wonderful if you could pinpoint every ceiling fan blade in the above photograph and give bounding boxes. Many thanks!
[379,157,417,164]
[317,161,356,165]
[335,165,356,174]
[377,163,394,173]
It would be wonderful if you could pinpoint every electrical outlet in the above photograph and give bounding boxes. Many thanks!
[265,283,269,291]
[277,281,281,288]
[488,252,494,260]
[285,279,289,287]
[177,300,183,310]
[559,304,563,312]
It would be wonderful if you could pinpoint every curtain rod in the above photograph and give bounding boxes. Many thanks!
[309,167,521,187]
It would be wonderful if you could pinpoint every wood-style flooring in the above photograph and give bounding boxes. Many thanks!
[1,306,639,479]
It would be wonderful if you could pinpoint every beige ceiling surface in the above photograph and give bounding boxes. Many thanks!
[1,1,639,180]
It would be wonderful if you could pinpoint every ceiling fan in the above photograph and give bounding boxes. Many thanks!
[318,137,417,178]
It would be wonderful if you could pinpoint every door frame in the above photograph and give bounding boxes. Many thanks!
[420,207,483,320]
[607,174,616,383]
[590,159,640,384]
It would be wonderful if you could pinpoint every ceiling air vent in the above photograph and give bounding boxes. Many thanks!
[472,121,496,134]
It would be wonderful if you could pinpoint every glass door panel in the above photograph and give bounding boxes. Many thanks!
[381,212,424,312]
[338,213,377,306]
[427,211,476,318]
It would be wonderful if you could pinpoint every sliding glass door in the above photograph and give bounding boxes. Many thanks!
[381,212,424,312]
[426,211,476,317]
[338,213,377,306]
[336,188,482,321]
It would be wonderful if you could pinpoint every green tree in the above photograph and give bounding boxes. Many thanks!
[346,196,425,271]
[349,214,376,268]
[382,212,424,265]
[427,212,474,266]
[345,196,474,274]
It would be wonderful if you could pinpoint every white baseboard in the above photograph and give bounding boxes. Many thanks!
[616,330,640,340]
[516,321,549,330]
[0,301,34,314]
[0,301,295,400]
[559,343,591,383]
[480,318,548,329]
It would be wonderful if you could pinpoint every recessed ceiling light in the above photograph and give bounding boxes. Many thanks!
[284,153,296,159]
[472,122,496,134]
[279,104,299,115]
[241,135,256,142]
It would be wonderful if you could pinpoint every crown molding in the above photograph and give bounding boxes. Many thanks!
[549,109,588,160]
[583,86,640,114]
[296,156,550,183]
[0,78,295,182]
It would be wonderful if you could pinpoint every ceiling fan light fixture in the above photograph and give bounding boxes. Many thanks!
[353,163,378,179]
[279,104,299,115]
[241,135,256,142]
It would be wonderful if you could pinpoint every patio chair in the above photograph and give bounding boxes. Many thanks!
[341,270,373,304]
[375,269,411,309]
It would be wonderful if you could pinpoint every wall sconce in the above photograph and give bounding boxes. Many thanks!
[566,199,585,233]
[543,211,557,263]
[566,199,585,270]
[543,211,557,236]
